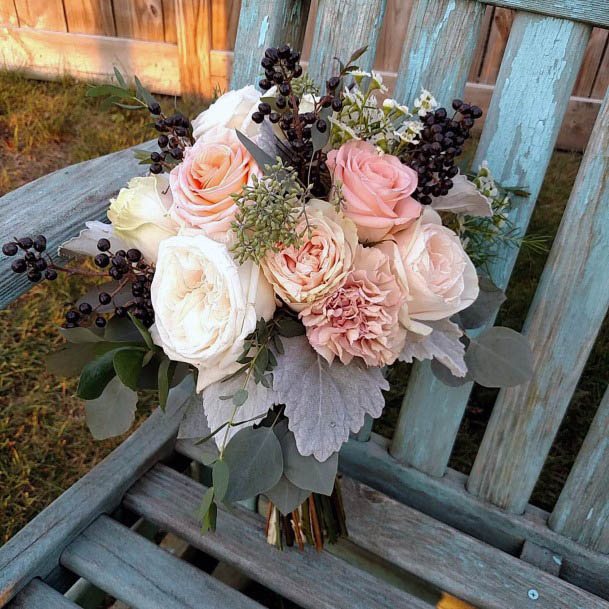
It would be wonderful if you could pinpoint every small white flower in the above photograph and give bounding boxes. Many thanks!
[414,89,438,117]
[383,98,409,115]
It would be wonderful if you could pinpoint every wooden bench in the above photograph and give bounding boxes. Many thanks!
[1,1,609,607]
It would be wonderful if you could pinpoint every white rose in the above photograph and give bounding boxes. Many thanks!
[107,175,178,263]
[191,85,261,140]
[150,232,276,392]
[378,208,478,335]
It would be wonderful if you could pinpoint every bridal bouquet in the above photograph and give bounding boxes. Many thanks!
[3,45,533,549]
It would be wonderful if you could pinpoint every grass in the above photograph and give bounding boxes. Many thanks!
[0,71,606,544]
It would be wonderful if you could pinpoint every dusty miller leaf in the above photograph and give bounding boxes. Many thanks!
[430,172,493,217]
[273,336,388,461]
[85,376,137,440]
[58,221,129,259]
[399,319,467,378]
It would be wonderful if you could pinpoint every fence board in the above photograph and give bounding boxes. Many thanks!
[62,0,115,36]
[113,0,164,41]
[468,5,493,82]
[468,69,609,515]
[373,0,412,72]
[211,0,239,50]
[550,387,609,553]
[161,0,177,43]
[477,7,512,84]
[13,0,66,30]
[591,44,609,100]
[0,1,19,26]
[574,28,609,98]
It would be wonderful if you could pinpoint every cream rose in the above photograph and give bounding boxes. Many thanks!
[378,208,479,334]
[170,126,260,241]
[107,175,178,263]
[261,200,358,311]
[327,140,421,243]
[150,232,276,391]
[191,85,261,140]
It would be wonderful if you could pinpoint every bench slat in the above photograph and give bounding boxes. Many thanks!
[341,476,609,609]
[468,84,609,513]
[123,464,433,609]
[392,11,590,478]
[550,387,609,551]
[307,0,387,84]
[8,580,78,609]
[60,516,261,609]
[230,0,311,89]
[0,140,155,310]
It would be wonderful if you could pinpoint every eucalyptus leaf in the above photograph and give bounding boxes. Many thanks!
[431,359,473,387]
[265,476,310,515]
[128,314,155,349]
[459,276,507,330]
[113,348,145,390]
[104,316,145,343]
[312,106,332,153]
[157,357,175,409]
[198,487,216,532]
[235,130,275,172]
[134,75,158,108]
[77,281,131,314]
[222,427,283,503]
[212,460,230,502]
[59,326,104,344]
[47,343,101,377]
[113,66,127,88]
[178,391,211,439]
[465,326,534,388]
[84,376,137,440]
[202,500,217,532]
[77,349,121,400]
[348,45,368,64]
[275,318,305,338]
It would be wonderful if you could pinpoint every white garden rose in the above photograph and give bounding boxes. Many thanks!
[191,85,261,140]
[107,175,178,263]
[378,207,478,335]
[150,232,276,392]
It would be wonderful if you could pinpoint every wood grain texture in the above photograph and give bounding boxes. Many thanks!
[175,0,212,98]
[573,28,608,97]
[62,0,116,35]
[341,477,609,609]
[468,5,493,82]
[0,27,180,94]
[373,0,413,72]
[113,0,165,41]
[0,403,181,605]
[549,389,609,552]
[61,516,262,609]
[394,0,486,106]
[520,541,562,577]
[161,0,177,43]
[0,0,19,26]
[307,0,386,85]
[230,0,311,90]
[13,0,66,30]
[591,43,609,100]
[340,436,609,601]
[8,579,79,609]
[477,7,513,84]
[124,464,433,609]
[0,139,155,309]
[479,0,609,29]
[468,78,609,514]
[211,0,239,50]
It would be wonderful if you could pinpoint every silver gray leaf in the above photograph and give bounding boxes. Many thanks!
[431,172,492,217]
[58,221,128,259]
[265,476,311,515]
[85,376,137,440]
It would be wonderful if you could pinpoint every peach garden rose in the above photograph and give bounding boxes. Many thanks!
[327,140,422,243]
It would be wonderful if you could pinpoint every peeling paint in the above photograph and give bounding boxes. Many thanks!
[258,15,269,47]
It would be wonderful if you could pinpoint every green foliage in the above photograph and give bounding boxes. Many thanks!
[85,68,157,113]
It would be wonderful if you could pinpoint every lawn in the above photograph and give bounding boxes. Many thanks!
[0,71,606,543]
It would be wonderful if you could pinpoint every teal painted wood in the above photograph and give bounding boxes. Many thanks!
[468,83,609,514]
[60,516,261,609]
[8,580,78,609]
[393,0,486,107]
[0,139,156,310]
[391,12,590,478]
[340,436,609,601]
[230,0,311,90]
[480,0,609,29]
[550,387,609,552]
[306,0,387,85]
[0,402,184,606]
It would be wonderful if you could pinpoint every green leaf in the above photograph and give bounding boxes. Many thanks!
[115,103,146,110]
[86,84,132,98]
[104,316,145,343]
[465,326,534,388]
[84,376,137,440]
[128,313,155,349]
[113,66,127,88]
[276,318,305,338]
[133,149,154,161]
[222,427,283,502]
[47,343,101,377]
[212,460,230,502]
[202,499,217,532]
[100,96,123,111]
[113,348,145,390]
[312,106,332,153]
[157,356,174,409]
[459,276,507,330]
[59,326,104,344]
[77,349,120,399]
[235,130,275,173]
[348,45,368,64]
[197,486,215,531]
[134,75,158,108]
[265,476,310,515]
[232,388,248,407]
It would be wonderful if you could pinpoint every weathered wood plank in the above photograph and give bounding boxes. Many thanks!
[477,7,513,84]
[549,387,609,552]
[520,541,562,577]
[340,436,609,601]
[479,0,609,29]
[591,43,609,100]
[573,28,609,97]
[393,12,590,477]
[124,464,433,609]
[161,0,177,43]
[0,27,180,95]
[393,0,486,106]
[0,0,19,26]
[307,0,386,85]
[0,139,155,310]
[341,476,609,609]
[175,0,212,99]
[230,0,311,90]
[60,516,262,609]
[0,402,182,605]
[13,0,66,30]
[211,0,239,50]
[8,579,79,609]
[468,82,609,514]
[112,0,165,41]
[62,0,116,36]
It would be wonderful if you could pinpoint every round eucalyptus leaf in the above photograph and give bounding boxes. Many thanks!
[430,359,472,387]
[212,460,230,502]
[84,376,137,440]
[459,277,506,330]
[265,476,311,515]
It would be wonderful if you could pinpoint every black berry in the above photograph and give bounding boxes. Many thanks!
[3,242,18,256]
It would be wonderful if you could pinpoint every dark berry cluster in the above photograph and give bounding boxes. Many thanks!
[405,100,483,205]
[2,236,57,283]
[150,112,193,174]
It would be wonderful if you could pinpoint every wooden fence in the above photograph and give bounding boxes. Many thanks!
[1,0,607,150]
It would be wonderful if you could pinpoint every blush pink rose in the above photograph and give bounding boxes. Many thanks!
[169,126,260,240]
[327,140,421,243]
[301,245,407,367]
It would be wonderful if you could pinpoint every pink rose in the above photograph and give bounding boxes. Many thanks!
[170,126,260,240]
[301,245,406,367]
[378,208,479,335]
[261,200,358,312]
[327,140,421,243]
